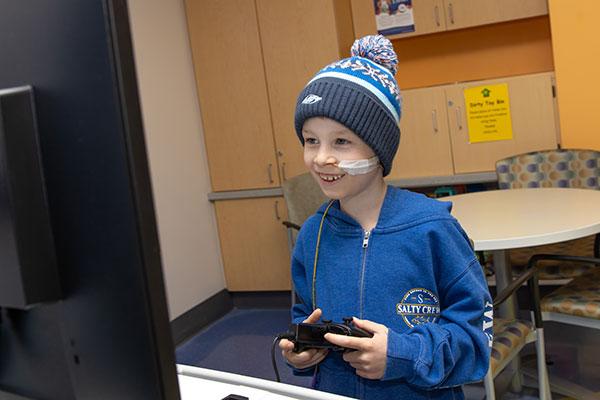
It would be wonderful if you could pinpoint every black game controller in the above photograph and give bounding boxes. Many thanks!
[290,317,373,353]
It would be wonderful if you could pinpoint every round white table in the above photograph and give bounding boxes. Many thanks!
[440,188,600,317]
[440,188,600,252]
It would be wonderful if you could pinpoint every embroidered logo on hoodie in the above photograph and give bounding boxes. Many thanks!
[396,288,441,328]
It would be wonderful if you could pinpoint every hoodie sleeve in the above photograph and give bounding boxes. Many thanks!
[382,220,493,388]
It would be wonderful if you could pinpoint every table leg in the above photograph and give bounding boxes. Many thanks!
[491,249,523,392]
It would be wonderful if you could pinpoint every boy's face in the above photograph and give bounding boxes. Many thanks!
[302,117,382,202]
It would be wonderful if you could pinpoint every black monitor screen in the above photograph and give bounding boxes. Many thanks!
[0,1,179,399]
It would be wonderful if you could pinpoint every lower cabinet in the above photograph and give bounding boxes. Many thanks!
[214,197,291,291]
[388,72,558,179]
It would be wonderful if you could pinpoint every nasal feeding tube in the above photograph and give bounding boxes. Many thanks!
[337,156,380,175]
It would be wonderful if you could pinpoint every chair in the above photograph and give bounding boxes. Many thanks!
[281,173,328,304]
[526,254,600,399]
[281,172,328,249]
[495,149,600,282]
[484,261,551,400]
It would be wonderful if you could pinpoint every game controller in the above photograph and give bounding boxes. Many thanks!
[290,317,373,353]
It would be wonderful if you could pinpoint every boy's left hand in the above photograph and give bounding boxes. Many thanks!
[324,317,388,380]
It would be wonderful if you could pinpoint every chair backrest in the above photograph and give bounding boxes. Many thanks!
[281,173,328,226]
[496,149,600,190]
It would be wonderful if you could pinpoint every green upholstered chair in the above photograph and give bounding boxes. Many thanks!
[496,149,600,281]
[484,263,551,400]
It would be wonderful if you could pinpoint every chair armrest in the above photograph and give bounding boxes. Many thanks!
[528,254,600,268]
[493,266,537,309]
[494,262,544,328]
[282,221,301,231]
[595,233,600,258]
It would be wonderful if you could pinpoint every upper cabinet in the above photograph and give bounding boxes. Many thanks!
[445,0,548,31]
[185,0,280,191]
[351,0,548,39]
[185,0,354,191]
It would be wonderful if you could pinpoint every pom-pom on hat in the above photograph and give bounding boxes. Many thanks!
[295,35,401,176]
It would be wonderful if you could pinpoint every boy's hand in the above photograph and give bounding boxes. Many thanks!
[324,317,388,380]
[279,308,329,369]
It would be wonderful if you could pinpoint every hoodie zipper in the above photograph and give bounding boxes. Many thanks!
[359,230,371,319]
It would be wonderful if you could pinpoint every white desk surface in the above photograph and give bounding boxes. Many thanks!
[439,188,600,251]
[177,364,355,400]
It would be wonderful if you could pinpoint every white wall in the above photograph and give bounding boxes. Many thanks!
[127,0,225,319]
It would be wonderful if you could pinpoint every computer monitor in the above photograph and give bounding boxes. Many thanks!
[0,1,179,399]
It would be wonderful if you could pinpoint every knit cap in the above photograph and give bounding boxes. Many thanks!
[294,35,401,176]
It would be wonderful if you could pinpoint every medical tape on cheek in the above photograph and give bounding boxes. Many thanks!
[337,156,380,175]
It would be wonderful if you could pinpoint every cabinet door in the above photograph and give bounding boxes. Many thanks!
[446,72,558,174]
[214,197,291,291]
[351,0,446,39]
[185,0,279,191]
[388,86,454,179]
[444,0,548,31]
[256,0,353,182]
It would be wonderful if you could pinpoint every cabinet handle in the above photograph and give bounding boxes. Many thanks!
[434,5,440,27]
[267,163,274,184]
[431,110,438,133]
[455,106,463,130]
[281,162,287,182]
[274,200,281,220]
[448,2,454,24]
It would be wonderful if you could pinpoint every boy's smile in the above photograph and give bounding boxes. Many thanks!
[302,117,382,203]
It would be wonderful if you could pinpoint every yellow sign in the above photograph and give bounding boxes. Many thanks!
[464,83,513,143]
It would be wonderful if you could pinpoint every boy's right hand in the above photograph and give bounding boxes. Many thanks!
[279,308,329,369]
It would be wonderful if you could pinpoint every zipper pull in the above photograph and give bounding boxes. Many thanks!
[362,230,371,248]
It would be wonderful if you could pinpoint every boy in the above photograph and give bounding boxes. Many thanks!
[279,35,493,399]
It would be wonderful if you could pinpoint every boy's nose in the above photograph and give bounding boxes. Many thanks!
[314,149,337,166]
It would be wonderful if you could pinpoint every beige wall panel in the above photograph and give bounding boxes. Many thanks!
[185,0,279,191]
[128,0,225,319]
[215,197,291,291]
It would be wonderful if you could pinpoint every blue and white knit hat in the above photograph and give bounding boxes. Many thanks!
[295,35,401,176]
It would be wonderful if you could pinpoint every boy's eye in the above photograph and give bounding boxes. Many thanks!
[335,138,350,145]
[304,137,318,145]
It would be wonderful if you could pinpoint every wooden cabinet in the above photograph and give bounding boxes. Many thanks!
[351,0,547,39]
[185,0,353,191]
[214,197,291,291]
[388,72,558,178]
[256,0,354,182]
[445,0,548,31]
[389,84,454,179]
[447,73,558,173]
[185,0,280,191]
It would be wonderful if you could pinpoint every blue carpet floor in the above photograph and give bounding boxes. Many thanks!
[176,308,312,387]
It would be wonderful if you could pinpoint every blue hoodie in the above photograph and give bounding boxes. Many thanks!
[290,186,493,400]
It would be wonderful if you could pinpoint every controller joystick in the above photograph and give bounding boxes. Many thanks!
[289,318,373,353]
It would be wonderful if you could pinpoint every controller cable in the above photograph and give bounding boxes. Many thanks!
[271,332,295,382]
